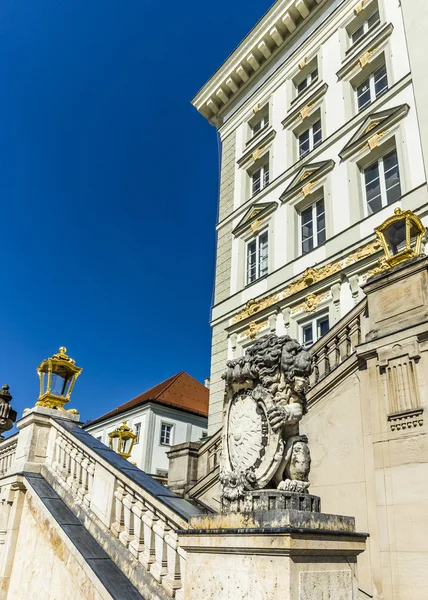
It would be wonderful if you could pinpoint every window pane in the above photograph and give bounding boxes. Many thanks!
[316,199,326,245]
[263,166,270,187]
[302,324,313,349]
[357,79,371,110]
[367,10,380,29]
[365,161,382,214]
[351,23,364,44]
[317,316,330,339]
[297,78,308,94]
[384,150,401,204]
[259,232,269,277]
[311,68,318,84]
[299,130,310,157]
[252,169,261,194]
[301,206,314,254]
[374,64,388,97]
[247,240,257,283]
[252,120,261,134]
[313,120,322,148]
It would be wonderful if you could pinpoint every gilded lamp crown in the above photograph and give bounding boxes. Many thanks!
[108,421,137,460]
[375,208,425,268]
[35,346,82,414]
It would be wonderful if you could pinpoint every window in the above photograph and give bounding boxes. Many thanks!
[300,198,326,254]
[251,113,269,136]
[134,422,141,445]
[201,431,208,439]
[356,63,388,111]
[156,469,168,477]
[299,120,322,158]
[364,148,401,214]
[246,230,268,284]
[297,67,319,95]
[350,9,380,45]
[160,423,173,446]
[251,162,269,195]
[301,314,330,349]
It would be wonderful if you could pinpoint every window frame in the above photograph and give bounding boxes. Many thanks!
[296,67,319,96]
[134,422,141,445]
[362,147,401,216]
[299,197,326,255]
[160,422,174,446]
[300,312,330,349]
[250,161,270,196]
[348,6,380,47]
[356,62,388,111]
[246,228,269,285]
[298,119,322,159]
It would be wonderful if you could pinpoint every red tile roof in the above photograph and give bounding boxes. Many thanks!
[84,372,209,427]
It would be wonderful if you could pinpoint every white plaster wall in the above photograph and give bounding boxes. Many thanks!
[85,404,207,475]
[7,497,98,600]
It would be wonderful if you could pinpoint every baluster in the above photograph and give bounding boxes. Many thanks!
[150,518,170,583]
[140,509,158,570]
[349,315,361,350]
[85,460,95,507]
[326,337,339,372]
[317,346,329,380]
[111,483,126,538]
[67,445,77,490]
[78,456,89,502]
[338,325,351,362]
[119,490,136,548]
[163,530,183,597]
[73,450,83,496]
[129,498,146,559]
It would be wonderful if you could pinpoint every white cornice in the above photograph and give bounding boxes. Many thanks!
[191,0,325,126]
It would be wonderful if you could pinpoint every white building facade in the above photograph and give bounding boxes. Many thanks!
[192,0,428,434]
[84,372,208,477]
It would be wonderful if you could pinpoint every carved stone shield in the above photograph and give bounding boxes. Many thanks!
[223,388,283,489]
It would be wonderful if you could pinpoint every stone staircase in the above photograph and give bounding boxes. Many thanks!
[0,410,204,600]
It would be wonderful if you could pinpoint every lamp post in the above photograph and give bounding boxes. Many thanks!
[375,208,425,267]
[108,421,137,460]
[35,347,82,414]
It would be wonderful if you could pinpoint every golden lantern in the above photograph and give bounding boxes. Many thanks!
[374,208,425,268]
[35,347,82,413]
[108,421,137,460]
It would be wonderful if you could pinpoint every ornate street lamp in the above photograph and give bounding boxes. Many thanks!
[108,421,137,460]
[35,347,82,414]
[375,208,425,268]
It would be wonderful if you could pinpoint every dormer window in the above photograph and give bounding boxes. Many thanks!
[348,3,380,46]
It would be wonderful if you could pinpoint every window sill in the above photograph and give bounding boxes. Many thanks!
[290,79,320,108]
[245,273,269,289]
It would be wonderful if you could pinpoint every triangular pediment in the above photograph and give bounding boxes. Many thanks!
[232,202,277,236]
[280,160,335,204]
[340,104,409,160]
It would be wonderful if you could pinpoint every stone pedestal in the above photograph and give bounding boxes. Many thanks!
[10,406,80,475]
[179,509,367,600]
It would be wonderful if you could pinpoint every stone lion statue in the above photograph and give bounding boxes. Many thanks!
[221,334,313,503]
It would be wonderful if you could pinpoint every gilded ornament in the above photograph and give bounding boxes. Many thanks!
[232,240,382,324]
[300,105,312,120]
[252,147,264,161]
[291,291,330,315]
[250,219,264,234]
[253,103,261,114]
[359,50,373,69]
[354,0,365,15]
[302,182,314,197]
[242,320,269,339]
[298,57,307,70]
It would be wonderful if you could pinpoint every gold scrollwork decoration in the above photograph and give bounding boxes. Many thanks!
[241,320,269,340]
[291,291,330,315]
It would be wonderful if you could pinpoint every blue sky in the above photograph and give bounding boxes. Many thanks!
[0,0,273,423]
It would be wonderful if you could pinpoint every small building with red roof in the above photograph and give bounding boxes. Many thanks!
[83,372,209,478]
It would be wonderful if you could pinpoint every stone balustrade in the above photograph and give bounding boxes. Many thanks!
[0,435,18,477]
[309,298,367,387]
[43,418,197,600]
